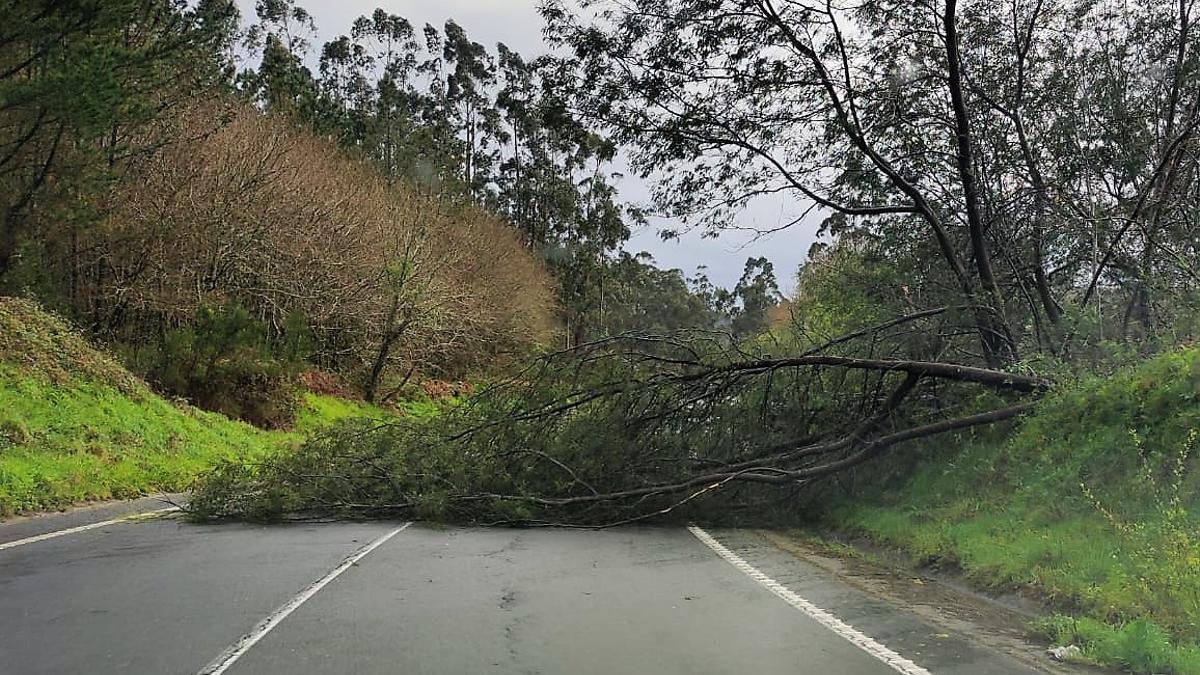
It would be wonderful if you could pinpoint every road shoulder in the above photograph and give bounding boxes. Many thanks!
[0,493,182,547]
[743,528,1109,674]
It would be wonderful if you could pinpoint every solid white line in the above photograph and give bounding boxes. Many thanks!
[688,525,931,675]
[197,522,411,675]
[0,507,181,552]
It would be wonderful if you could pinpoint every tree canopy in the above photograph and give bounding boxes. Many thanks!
[542,0,1200,362]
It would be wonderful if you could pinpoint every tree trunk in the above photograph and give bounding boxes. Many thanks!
[943,0,1017,366]
[364,295,401,404]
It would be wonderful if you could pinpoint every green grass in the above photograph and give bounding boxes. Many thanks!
[0,297,404,516]
[293,391,442,434]
[0,373,407,516]
[1034,615,1200,673]
[294,392,385,434]
[0,366,281,514]
[825,346,1200,673]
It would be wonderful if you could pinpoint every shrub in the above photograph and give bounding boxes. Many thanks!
[92,102,555,398]
[125,304,304,429]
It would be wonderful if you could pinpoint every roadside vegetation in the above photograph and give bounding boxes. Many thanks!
[0,0,777,514]
[0,296,468,515]
[0,298,275,514]
[1,0,770,426]
[4,1,1200,674]
[822,347,1200,673]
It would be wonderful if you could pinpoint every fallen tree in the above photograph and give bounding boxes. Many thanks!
[188,316,1052,526]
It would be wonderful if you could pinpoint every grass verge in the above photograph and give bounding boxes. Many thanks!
[824,346,1200,673]
[0,297,401,516]
[0,366,280,515]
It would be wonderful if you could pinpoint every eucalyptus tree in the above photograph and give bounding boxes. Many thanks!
[313,12,460,188]
[314,18,505,197]
[355,11,434,185]
[317,34,374,144]
[587,252,722,335]
[541,0,1200,362]
[441,20,504,199]
[495,48,628,250]
[240,0,320,115]
[731,257,782,338]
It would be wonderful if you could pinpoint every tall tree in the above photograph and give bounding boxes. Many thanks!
[731,257,781,338]
[240,0,319,115]
[541,0,1200,361]
[441,20,501,198]
[0,0,239,292]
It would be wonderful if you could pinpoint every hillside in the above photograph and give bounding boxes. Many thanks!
[827,347,1200,673]
[0,298,347,516]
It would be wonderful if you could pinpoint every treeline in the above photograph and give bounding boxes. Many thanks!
[227,1,644,346]
[0,0,783,425]
[547,0,1200,366]
[230,1,783,343]
[0,1,558,425]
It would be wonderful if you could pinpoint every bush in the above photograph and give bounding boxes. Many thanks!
[123,304,305,428]
[93,102,555,396]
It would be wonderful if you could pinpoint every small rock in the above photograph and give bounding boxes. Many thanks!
[1047,645,1082,661]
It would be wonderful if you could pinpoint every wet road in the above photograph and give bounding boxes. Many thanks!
[0,504,1056,674]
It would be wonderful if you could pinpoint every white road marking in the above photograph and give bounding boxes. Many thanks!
[0,507,181,551]
[197,522,411,675]
[688,525,932,675]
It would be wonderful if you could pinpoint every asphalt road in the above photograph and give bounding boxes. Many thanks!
[0,503,1061,675]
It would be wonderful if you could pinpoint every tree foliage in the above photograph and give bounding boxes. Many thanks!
[189,325,1045,524]
[0,2,568,422]
[0,0,237,282]
[542,0,1200,360]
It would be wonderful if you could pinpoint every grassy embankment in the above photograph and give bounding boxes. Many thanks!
[0,298,403,516]
[825,346,1200,673]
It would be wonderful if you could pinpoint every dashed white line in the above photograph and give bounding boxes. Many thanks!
[0,507,181,551]
[688,525,932,675]
[197,522,411,675]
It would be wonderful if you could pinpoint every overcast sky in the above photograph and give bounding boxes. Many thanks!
[233,0,822,292]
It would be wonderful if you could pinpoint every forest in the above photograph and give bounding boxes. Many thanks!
[1,0,781,425]
[3,0,1200,671]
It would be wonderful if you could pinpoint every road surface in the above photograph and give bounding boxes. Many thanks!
[1,502,1069,674]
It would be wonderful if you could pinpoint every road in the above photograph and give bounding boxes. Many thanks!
[0,501,1068,674]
